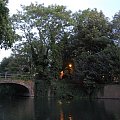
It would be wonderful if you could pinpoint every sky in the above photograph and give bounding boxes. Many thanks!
[0,0,120,62]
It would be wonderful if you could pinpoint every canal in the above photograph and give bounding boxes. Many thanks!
[0,97,120,120]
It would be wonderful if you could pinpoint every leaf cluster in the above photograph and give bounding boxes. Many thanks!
[0,0,14,49]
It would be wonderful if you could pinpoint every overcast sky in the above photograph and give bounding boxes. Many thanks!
[8,0,120,18]
[0,0,120,62]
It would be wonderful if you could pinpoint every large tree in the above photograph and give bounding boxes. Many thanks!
[61,9,113,76]
[0,0,14,49]
[63,9,120,84]
[72,8,112,54]
[11,3,73,78]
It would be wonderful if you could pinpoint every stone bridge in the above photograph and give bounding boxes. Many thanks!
[0,79,34,97]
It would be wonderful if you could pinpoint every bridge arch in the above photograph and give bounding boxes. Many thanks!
[0,80,34,97]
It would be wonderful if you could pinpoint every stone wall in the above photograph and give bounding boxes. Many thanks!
[35,80,49,97]
[97,84,120,99]
[35,80,120,99]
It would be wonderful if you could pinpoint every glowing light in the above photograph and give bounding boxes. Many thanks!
[60,71,64,79]
[69,64,72,68]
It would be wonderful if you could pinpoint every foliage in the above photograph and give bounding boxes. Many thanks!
[112,10,120,46]
[1,3,120,98]
[11,3,73,79]
[61,9,120,97]
[74,46,120,83]
[71,9,112,54]
[0,57,10,73]
[0,0,14,49]
[0,56,20,73]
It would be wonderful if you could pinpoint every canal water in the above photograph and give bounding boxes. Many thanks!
[0,97,120,120]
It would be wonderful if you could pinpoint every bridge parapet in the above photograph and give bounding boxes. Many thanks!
[0,73,33,81]
[0,73,34,97]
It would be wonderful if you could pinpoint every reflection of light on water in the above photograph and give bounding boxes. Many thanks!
[60,111,64,120]
[68,113,72,120]
[58,100,72,120]
[60,110,73,120]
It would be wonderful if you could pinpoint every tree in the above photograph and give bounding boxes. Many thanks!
[61,9,113,77]
[112,10,120,46]
[74,46,120,83]
[0,57,10,73]
[60,8,120,97]
[0,0,14,49]
[11,3,73,79]
[71,9,112,55]
[0,56,20,74]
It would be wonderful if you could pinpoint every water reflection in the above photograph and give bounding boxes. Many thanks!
[35,98,120,120]
[68,114,72,120]
[59,111,73,120]
[60,111,64,120]
[0,96,120,120]
[0,97,34,120]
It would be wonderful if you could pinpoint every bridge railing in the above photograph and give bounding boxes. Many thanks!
[0,73,33,81]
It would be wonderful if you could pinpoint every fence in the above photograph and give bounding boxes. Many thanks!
[0,73,33,81]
